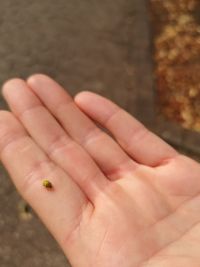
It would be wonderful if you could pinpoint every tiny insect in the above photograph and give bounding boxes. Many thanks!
[42,179,53,189]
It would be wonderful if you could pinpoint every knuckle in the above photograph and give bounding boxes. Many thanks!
[81,128,103,147]
[47,134,72,158]
[127,125,149,149]
[0,130,26,156]
[104,108,121,126]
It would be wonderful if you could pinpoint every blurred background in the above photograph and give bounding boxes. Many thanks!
[0,0,199,266]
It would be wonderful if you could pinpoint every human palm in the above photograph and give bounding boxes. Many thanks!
[1,74,200,267]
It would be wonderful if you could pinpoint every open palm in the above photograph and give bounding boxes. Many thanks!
[1,74,200,267]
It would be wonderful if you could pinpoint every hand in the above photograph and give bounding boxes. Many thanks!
[1,74,200,267]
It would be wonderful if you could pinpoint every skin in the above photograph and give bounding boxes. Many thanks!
[0,74,200,267]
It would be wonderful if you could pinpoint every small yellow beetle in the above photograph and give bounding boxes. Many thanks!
[42,179,53,189]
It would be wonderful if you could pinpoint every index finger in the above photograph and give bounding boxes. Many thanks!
[0,111,90,251]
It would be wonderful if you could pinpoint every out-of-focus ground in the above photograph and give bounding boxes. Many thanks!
[0,1,153,266]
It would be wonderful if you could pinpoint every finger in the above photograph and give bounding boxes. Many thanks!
[74,92,179,167]
[2,79,108,201]
[26,74,137,179]
[0,111,91,249]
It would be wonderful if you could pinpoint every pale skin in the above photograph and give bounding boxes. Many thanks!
[1,74,200,267]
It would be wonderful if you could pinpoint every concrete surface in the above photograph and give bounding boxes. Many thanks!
[0,0,153,266]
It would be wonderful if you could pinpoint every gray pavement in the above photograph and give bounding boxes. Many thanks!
[0,0,153,266]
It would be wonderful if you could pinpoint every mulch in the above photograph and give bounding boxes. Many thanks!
[150,0,200,132]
